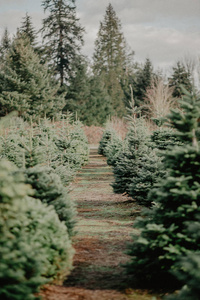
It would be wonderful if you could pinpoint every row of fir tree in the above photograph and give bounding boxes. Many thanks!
[0,114,89,299]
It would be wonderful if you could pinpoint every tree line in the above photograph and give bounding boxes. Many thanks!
[0,0,194,124]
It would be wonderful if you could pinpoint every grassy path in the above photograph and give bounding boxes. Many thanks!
[41,147,160,300]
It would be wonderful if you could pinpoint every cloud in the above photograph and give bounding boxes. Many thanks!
[1,0,200,71]
[77,0,200,25]
[0,0,25,3]
[124,25,200,69]
[81,21,200,70]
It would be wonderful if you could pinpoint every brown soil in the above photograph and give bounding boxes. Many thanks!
[40,147,161,300]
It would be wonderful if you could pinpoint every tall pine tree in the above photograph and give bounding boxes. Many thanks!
[93,3,133,117]
[0,28,11,62]
[19,13,37,47]
[41,0,84,86]
[0,28,11,116]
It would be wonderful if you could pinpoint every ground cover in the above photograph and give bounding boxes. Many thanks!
[40,147,162,300]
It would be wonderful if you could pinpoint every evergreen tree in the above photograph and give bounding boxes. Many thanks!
[0,35,65,120]
[0,28,11,116]
[19,13,37,46]
[126,87,200,288]
[134,58,154,107]
[41,0,84,86]
[169,61,192,98]
[93,3,133,117]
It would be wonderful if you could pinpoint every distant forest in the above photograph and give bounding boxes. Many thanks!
[0,0,195,124]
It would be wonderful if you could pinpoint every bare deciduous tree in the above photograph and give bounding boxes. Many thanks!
[144,79,175,119]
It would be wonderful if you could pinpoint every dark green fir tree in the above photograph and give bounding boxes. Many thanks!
[169,61,192,98]
[126,87,200,289]
[134,58,154,107]
[41,0,84,86]
[19,13,37,47]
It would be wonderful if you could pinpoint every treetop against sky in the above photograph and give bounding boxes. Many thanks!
[0,0,200,69]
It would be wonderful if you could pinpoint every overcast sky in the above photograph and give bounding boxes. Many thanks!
[0,0,200,73]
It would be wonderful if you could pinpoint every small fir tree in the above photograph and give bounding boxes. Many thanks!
[151,127,183,151]
[112,117,151,194]
[129,121,182,206]
[129,147,164,206]
[104,133,123,166]
[98,128,120,156]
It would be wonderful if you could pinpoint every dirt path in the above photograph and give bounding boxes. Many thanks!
[41,147,160,300]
